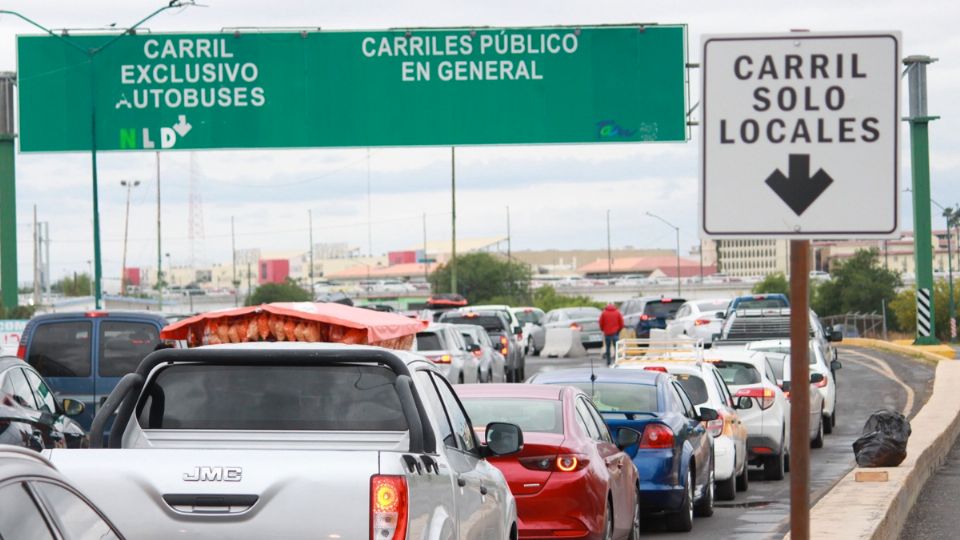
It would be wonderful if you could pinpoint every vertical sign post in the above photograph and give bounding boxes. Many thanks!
[700,32,901,540]
[0,73,16,311]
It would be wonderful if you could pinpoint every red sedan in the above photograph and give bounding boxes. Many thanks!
[457,384,640,540]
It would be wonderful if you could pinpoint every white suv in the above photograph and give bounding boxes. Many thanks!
[707,345,791,481]
[747,338,838,433]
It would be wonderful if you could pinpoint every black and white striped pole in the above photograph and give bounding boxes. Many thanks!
[917,287,933,338]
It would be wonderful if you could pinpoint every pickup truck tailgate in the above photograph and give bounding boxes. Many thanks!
[49,448,378,539]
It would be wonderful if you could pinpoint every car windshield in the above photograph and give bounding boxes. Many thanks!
[563,308,601,319]
[461,398,563,434]
[643,300,684,319]
[565,382,659,412]
[414,332,444,351]
[712,361,762,386]
[137,364,408,431]
[442,315,505,331]
[673,373,709,405]
[514,311,541,325]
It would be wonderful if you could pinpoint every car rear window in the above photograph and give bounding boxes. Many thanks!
[643,300,684,319]
[713,361,762,386]
[697,300,730,312]
[137,364,408,431]
[566,382,659,412]
[750,345,817,364]
[27,322,92,378]
[99,321,160,377]
[514,311,541,325]
[461,398,563,434]
[734,297,789,310]
[442,316,505,331]
[673,373,709,405]
[414,332,444,351]
[564,308,601,319]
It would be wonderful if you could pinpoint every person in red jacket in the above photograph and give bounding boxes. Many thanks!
[598,303,624,366]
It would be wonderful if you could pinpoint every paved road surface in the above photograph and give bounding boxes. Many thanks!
[524,345,934,539]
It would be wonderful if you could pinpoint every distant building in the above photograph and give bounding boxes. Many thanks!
[577,256,704,278]
[713,239,793,278]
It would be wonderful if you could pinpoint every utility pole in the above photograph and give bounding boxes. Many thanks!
[423,212,429,284]
[0,72,18,310]
[506,205,512,261]
[904,55,939,344]
[946,207,957,342]
[647,212,681,296]
[119,180,140,296]
[32,205,39,307]
[788,239,811,540]
[606,210,612,276]
[308,210,315,290]
[231,216,238,307]
[451,147,458,295]
[156,152,162,310]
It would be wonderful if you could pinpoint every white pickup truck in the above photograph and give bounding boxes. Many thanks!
[46,343,524,539]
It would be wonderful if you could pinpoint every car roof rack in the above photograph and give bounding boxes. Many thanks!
[614,338,704,366]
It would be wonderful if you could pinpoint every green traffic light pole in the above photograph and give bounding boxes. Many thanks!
[1,2,191,309]
[904,55,940,345]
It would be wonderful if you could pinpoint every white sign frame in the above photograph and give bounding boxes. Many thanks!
[699,31,901,238]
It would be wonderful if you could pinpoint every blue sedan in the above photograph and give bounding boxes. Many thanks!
[529,368,716,532]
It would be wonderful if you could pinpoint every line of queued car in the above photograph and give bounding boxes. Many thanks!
[0,296,845,539]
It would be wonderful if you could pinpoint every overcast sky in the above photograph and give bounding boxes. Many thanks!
[1,0,957,284]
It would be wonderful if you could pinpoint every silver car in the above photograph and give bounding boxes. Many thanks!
[530,306,604,354]
[414,323,479,384]
[456,324,507,383]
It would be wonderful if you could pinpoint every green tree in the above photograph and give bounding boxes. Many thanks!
[0,302,37,319]
[532,285,604,312]
[811,249,900,317]
[752,272,789,297]
[51,273,93,297]
[430,253,532,305]
[246,279,312,306]
[890,280,960,339]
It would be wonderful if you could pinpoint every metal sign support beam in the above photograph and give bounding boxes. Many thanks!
[0,72,17,311]
[789,239,811,540]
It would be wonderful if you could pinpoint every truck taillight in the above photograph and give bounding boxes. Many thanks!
[371,475,407,540]
[499,336,508,355]
[16,343,25,359]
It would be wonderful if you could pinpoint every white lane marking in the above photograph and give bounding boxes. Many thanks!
[842,349,916,417]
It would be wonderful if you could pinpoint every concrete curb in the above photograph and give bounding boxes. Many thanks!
[791,360,960,539]
[842,337,954,363]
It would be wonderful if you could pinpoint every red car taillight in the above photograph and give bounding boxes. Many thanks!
[643,366,668,373]
[694,319,712,326]
[16,343,26,359]
[370,475,407,540]
[519,455,589,472]
[472,350,482,358]
[639,424,675,449]
[815,375,829,388]
[736,387,776,410]
[639,314,651,321]
[569,323,581,331]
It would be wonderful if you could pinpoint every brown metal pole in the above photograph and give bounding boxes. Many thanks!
[789,239,810,540]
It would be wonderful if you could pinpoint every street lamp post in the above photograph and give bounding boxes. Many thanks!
[0,3,192,310]
[946,207,957,342]
[646,212,681,296]
[119,180,140,296]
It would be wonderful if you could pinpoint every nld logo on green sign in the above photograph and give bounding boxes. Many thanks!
[700,32,900,238]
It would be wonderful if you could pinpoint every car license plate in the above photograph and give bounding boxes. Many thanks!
[590,333,602,341]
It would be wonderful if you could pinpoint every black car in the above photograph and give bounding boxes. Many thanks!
[0,446,123,539]
[0,357,88,450]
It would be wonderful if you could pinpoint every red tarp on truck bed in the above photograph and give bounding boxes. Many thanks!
[160,302,423,350]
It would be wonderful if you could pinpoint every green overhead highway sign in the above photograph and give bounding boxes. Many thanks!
[16,25,687,152]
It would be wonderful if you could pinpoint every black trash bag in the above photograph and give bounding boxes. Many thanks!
[853,409,911,467]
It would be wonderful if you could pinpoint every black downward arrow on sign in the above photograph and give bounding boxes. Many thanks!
[764,154,834,216]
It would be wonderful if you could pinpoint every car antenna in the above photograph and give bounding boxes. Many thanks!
[589,350,597,396]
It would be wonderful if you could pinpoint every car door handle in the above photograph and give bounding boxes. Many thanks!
[479,485,488,495]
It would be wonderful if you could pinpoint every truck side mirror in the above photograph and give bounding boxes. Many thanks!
[485,422,524,456]
[697,407,719,422]
[615,427,641,450]
[831,360,843,371]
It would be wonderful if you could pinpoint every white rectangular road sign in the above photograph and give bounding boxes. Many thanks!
[700,32,900,238]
